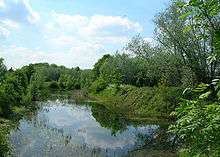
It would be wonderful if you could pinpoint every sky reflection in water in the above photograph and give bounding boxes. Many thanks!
[8,100,163,157]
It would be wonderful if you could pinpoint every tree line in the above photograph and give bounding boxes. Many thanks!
[0,0,219,156]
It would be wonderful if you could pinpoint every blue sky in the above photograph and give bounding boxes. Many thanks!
[0,0,169,69]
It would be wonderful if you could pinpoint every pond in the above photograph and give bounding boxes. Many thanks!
[8,98,176,157]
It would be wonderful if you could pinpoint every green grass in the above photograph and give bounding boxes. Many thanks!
[90,85,183,120]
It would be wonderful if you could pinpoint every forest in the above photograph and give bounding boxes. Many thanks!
[0,0,220,156]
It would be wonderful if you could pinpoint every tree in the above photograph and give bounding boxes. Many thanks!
[0,58,7,82]
[154,0,219,82]
[93,54,112,79]
[178,0,220,79]
[125,35,186,86]
[80,69,94,88]
[125,34,156,59]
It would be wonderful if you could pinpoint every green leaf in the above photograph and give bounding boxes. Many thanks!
[207,54,217,65]
[193,83,209,92]
[179,11,192,19]
[183,88,191,95]
[199,91,212,99]
[217,90,220,99]
[176,1,186,7]
[183,25,192,33]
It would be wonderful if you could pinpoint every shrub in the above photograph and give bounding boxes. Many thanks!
[48,81,59,90]
[89,78,108,93]
[169,79,220,156]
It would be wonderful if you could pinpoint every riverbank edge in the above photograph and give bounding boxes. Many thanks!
[86,85,183,123]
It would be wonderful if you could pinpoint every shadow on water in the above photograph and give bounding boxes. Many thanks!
[6,97,177,157]
[90,104,128,136]
[90,104,177,156]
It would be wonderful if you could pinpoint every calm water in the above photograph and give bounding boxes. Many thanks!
[8,99,176,157]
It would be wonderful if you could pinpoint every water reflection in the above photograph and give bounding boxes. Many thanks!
[8,99,176,157]
[91,104,128,135]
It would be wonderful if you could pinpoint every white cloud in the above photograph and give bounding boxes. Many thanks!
[0,25,9,37]
[0,43,105,69]
[0,0,40,24]
[0,0,39,38]
[78,127,136,149]
[22,0,40,24]
[0,0,5,8]
[52,13,88,31]
[83,15,143,35]
[38,13,144,69]
[48,13,143,36]
[0,7,146,69]
[0,19,19,37]
[46,35,78,46]
[44,13,142,55]
[1,19,19,29]
[0,46,47,68]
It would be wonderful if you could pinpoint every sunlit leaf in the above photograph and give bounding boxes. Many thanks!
[199,91,212,99]
[179,11,192,19]
[183,25,192,33]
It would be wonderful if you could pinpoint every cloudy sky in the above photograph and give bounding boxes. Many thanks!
[0,0,168,69]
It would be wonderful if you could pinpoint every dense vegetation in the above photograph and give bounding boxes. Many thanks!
[0,0,219,156]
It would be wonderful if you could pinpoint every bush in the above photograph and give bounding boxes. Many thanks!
[89,78,108,93]
[169,79,220,156]
[149,86,183,115]
[48,81,59,90]
[92,84,183,118]
[74,83,81,90]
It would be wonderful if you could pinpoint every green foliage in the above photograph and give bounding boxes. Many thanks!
[169,79,220,156]
[154,0,220,82]
[99,54,124,86]
[0,120,10,157]
[92,85,183,118]
[93,54,112,79]
[125,34,156,59]
[0,68,33,116]
[48,81,59,90]
[176,0,220,78]
[150,86,183,115]
[89,77,108,93]
[0,133,9,157]
[80,69,94,88]
[180,66,197,88]
[0,58,7,83]
[0,63,50,115]
[92,49,187,88]
[0,1,219,155]
[91,104,127,135]
[58,74,78,90]
[30,72,49,101]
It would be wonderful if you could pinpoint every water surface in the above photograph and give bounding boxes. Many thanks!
[8,99,176,157]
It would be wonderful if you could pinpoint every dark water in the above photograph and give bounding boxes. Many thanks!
[8,99,176,157]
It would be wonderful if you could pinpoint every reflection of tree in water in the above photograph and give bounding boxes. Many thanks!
[8,101,177,157]
[90,103,177,151]
[0,102,40,156]
[10,120,109,157]
[9,102,38,123]
[90,104,128,135]
[135,124,177,152]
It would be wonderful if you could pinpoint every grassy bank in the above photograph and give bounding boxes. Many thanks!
[0,118,12,157]
[89,85,183,121]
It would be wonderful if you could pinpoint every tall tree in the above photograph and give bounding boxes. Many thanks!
[154,0,219,82]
